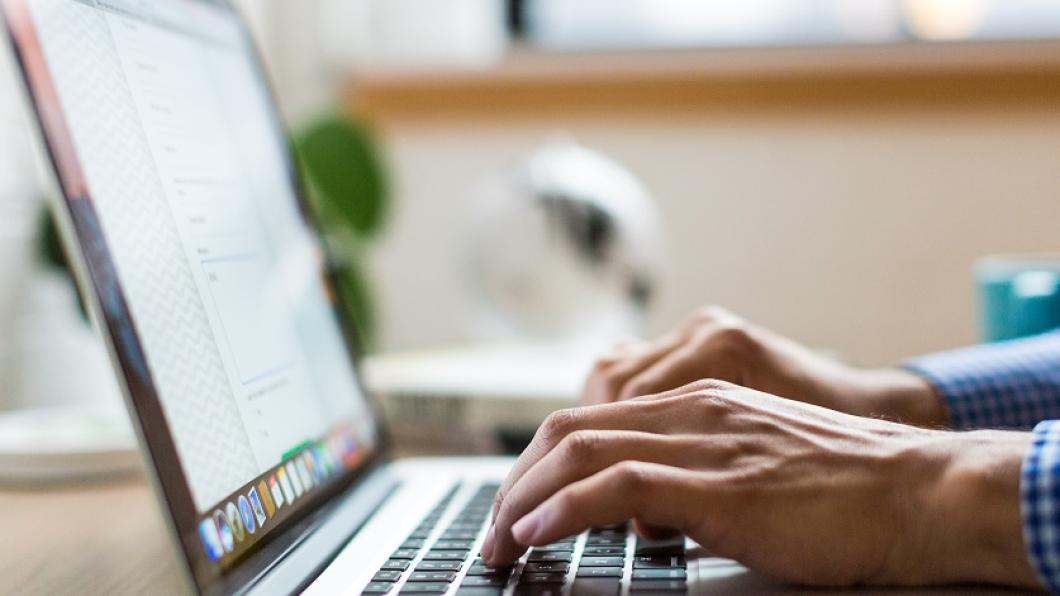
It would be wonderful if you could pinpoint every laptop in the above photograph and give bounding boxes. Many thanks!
[0,1,858,595]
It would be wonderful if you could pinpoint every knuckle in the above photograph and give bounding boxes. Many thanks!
[686,378,732,394]
[587,368,623,398]
[611,460,650,492]
[716,327,765,368]
[492,489,508,517]
[539,408,580,443]
[561,430,602,461]
[494,491,518,525]
[590,354,620,372]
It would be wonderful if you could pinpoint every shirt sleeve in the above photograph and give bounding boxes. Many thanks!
[1022,420,1060,593]
[904,329,1060,430]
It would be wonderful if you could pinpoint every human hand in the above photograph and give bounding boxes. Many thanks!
[584,306,947,427]
[482,380,1038,589]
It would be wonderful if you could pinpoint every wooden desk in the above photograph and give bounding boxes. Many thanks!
[0,475,188,595]
[0,466,1031,595]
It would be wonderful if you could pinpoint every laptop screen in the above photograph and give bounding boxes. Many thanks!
[2,0,383,586]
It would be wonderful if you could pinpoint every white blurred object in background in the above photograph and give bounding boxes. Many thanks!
[321,0,508,69]
[463,140,664,346]
[0,39,134,480]
[0,40,41,411]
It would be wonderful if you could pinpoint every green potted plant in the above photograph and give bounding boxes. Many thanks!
[293,112,390,353]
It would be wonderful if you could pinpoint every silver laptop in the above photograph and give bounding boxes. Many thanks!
[0,1,788,594]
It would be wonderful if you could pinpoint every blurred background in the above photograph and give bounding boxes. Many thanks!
[4,3,1060,592]
[2,0,1060,451]
[245,0,1060,366]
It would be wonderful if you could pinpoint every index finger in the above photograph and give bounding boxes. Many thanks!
[509,461,709,549]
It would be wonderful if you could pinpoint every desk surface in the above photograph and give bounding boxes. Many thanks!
[1,475,187,595]
[1,473,1031,596]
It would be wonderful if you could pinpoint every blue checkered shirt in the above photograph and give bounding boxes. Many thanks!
[907,329,1060,592]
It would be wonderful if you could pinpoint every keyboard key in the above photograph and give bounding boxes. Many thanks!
[447,522,484,531]
[372,570,402,582]
[400,583,451,593]
[465,564,513,576]
[533,542,574,552]
[460,575,509,587]
[575,567,622,578]
[432,540,474,550]
[408,529,432,539]
[455,589,503,596]
[415,560,463,572]
[577,557,625,567]
[526,552,572,563]
[585,537,625,546]
[523,562,569,573]
[633,555,685,569]
[380,559,411,571]
[514,585,564,596]
[442,530,479,540]
[401,539,427,550]
[422,551,468,561]
[408,571,457,582]
[629,580,686,592]
[582,546,624,556]
[571,578,621,596]
[391,549,420,560]
[518,572,567,584]
[635,535,685,556]
[362,582,395,594]
[632,568,687,580]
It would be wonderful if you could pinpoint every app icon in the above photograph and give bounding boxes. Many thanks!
[296,457,313,490]
[213,509,234,553]
[199,517,224,561]
[341,432,359,467]
[304,450,317,480]
[258,480,276,517]
[269,475,285,509]
[301,451,317,484]
[277,467,294,503]
[249,487,267,527]
[325,441,338,472]
[313,445,330,477]
[287,461,304,497]
[239,495,256,535]
[226,502,245,543]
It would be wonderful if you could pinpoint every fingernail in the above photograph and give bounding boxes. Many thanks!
[481,525,496,561]
[511,510,542,545]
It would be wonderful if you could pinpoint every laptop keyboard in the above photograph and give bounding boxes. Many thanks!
[361,483,687,595]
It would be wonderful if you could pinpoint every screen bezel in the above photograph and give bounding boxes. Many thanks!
[0,0,393,593]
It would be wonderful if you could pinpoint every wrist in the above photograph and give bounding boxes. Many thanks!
[913,431,1039,588]
[855,369,948,428]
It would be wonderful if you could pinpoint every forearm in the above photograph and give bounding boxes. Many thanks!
[852,368,949,428]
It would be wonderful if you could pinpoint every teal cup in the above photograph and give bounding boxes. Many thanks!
[976,255,1060,342]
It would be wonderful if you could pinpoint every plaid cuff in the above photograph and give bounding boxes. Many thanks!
[905,330,1060,430]
[1023,420,1060,593]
